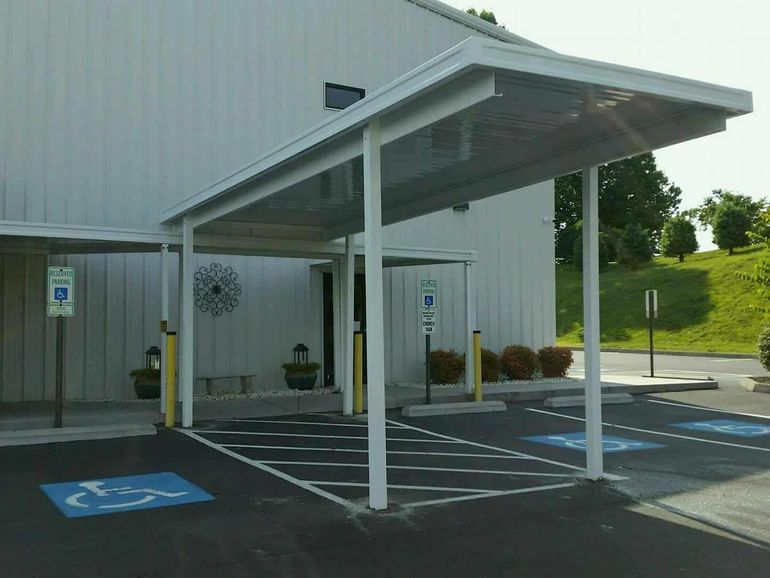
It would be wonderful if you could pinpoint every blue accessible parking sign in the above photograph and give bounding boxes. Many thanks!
[40,472,214,518]
[522,432,665,453]
[672,419,770,438]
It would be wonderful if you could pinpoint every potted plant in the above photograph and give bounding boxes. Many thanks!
[130,368,161,399]
[281,361,321,390]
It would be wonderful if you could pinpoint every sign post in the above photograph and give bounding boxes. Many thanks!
[420,280,438,404]
[645,289,657,378]
[48,267,75,428]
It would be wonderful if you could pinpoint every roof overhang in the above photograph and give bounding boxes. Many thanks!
[161,37,752,241]
[0,220,476,264]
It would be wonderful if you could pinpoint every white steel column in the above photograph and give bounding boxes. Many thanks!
[181,216,195,428]
[464,261,475,394]
[343,236,355,416]
[332,259,342,392]
[363,120,388,510]
[160,244,170,414]
[582,165,604,480]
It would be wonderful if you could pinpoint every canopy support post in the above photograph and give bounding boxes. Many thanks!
[363,120,388,510]
[343,236,355,416]
[582,165,604,480]
[160,244,169,414]
[181,216,195,428]
[332,259,342,391]
[465,261,475,395]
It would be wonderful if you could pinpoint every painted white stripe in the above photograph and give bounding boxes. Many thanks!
[175,429,363,511]
[523,407,770,453]
[221,445,528,459]
[646,399,770,420]
[387,451,529,459]
[218,419,403,429]
[195,430,459,443]
[308,481,493,494]
[403,482,578,508]
[386,418,584,473]
[221,444,369,453]
[260,460,574,477]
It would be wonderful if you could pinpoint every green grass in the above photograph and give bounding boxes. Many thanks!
[556,246,768,354]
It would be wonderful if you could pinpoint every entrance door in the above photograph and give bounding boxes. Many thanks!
[322,273,367,386]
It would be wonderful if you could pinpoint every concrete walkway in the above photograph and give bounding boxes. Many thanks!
[0,373,715,431]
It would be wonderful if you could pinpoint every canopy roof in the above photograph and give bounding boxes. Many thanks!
[161,37,752,241]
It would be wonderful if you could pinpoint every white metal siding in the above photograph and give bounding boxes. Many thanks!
[0,0,554,400]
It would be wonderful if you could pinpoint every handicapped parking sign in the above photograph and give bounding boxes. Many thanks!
[54,287,69,301]
[522,432,665,453]
[40,472,214,518]
[672,419,770,438]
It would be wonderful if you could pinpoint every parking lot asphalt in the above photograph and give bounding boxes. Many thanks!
[2,397,769,577]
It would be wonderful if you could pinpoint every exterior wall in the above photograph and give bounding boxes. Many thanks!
[0,0,554,401]
[381,183,555,383]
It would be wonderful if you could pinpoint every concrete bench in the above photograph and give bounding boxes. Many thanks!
[199,375,258,396]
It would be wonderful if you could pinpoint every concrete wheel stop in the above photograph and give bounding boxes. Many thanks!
[0,423,157,447]
[401,400,507,417]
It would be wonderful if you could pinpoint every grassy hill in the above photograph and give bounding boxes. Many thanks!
[556,246,769,354]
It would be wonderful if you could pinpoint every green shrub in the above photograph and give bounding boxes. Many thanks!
[430,349,464,384]
[617,223,653,268]
[480,348,501,382]
[537,347,574,378]
[129,368,160,380]
[660,216,698,262]
[500,345,539,380]
[758,324,770,372]
[572,231,610,271]
[713,203,752,255]
[281,362,321,373]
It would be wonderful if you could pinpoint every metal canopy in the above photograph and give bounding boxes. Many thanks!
[161,37,751,240]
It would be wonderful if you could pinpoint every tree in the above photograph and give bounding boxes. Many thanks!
[555,153,681,260]
[616,223,653,268]
[686,189,766,232]
[712,204,752,255]
[660,215,699,262]
[466,7,499,25]
[572,228,610,272]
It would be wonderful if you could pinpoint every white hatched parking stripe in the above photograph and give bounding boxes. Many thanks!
[219,419,404,429]
[195,430,461,443]
[184,415,583,509]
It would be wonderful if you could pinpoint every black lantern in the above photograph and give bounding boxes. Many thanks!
[145,346,161,371]
[293,343,309,364]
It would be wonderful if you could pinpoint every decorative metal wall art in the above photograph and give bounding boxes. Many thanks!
[193,263,242,316]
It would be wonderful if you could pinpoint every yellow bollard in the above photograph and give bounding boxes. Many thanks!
[353,331,363,414]
[165,331,177,427]
[473,330,482,402]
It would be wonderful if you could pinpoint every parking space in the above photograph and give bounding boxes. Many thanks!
[185,414,585,509]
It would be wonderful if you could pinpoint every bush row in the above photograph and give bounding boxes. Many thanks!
[428,345,573,384]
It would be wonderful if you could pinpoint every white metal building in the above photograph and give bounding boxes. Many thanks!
[0,0,553,402]
[0,0,752,510]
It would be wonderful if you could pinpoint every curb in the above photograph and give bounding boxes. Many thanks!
[0,423,157,447]
[568,347,756,360]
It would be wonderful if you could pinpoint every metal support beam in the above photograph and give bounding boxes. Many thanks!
[363,120,388,510]
[181,216,195,428]
[343,236,355,416]
[160,244,169,414]
[464,261,475,395]
[582,165,604,480]
[332,259,342,391]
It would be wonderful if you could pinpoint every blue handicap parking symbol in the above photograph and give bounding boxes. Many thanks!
[522,432,665,453]
[672,419,770,438]
[424,295,434,307]
[40,472,214,518]
[54,287,68,301]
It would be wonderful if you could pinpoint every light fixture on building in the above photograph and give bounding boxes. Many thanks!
[293,343,309,364]
[145,346,161,371]
[452,203,470,212]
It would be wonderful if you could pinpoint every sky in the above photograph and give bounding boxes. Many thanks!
[444,0,769,250]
